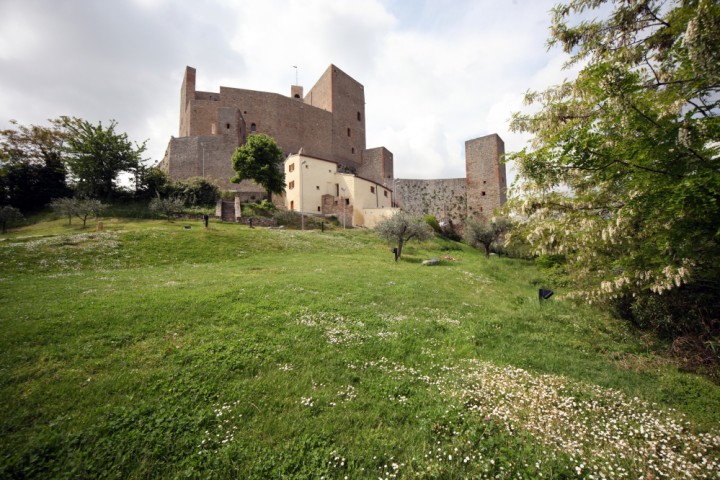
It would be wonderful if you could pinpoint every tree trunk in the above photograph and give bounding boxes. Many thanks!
[397,238,404,261]
[484,243,490,257]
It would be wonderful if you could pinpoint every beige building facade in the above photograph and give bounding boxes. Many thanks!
[284,154,396,228]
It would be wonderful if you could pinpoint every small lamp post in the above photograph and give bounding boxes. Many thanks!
[301,160,307,230]
[340,186,346,229]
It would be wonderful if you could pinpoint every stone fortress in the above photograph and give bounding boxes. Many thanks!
[159,65,506,227]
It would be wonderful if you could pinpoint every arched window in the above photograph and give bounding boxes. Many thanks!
[250,123,257,132]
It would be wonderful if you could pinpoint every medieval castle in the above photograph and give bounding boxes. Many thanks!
[160,65,506,227]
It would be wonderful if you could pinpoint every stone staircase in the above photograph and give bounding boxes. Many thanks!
[221,201,236,222]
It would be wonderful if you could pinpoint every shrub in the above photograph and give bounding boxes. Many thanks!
[149,196,186,221]
[424,214,441,234]
[168,177,219,207]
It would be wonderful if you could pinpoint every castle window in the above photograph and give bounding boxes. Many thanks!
[347,128,351,137]
[481,191,486,196]
[370,186,375,194]
[317,206,321,212]
[357,112,361,121]
[345,198,350,205]
[351,147,355,154]
[294,94,300,98]
[384,190,388,197]
[250,123,257,132]
[290,200,294,210]
[289,180,295,189]
[289,163,295,172]
[226,123,231,129]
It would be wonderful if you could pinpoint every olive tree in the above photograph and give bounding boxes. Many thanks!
[465,217,511,257]
[374,211,433,261]
[0,205,23,233]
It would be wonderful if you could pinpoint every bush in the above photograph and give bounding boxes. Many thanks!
[242,199,277,218]
[424,214,441,234]
[149,196,186,221]
[167,177,219,207]
[535,254,566,269]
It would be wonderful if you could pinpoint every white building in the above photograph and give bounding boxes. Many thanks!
[284,153,397,228]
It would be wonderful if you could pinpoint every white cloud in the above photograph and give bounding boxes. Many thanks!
[0,0,573,187]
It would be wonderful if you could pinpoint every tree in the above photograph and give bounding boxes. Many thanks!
[63,118,147,199]
[73,198,105,228]
[0,205,23,233]
[230,133,285,202]
[508,1,720,338]
[50,197,104,227]
[374,211,434,261]
[149,196,186,221]
[50,197,77,225]
[0,119,70,210]
[134,165,170,199]
[465,217,511,257]
[173,177,220,206]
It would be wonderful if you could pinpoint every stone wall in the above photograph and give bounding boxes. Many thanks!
[465,134,507,220]
[359,147,393,187]
[394,178,467,225]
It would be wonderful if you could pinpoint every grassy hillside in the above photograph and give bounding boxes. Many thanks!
[1,218,719,479]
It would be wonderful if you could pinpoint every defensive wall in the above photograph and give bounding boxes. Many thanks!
[394,134,507,228]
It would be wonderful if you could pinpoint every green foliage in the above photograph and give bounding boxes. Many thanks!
[231,134,285,202]
[49,197,104,228]
[169,177,220,207]
[149,196,186,221]
[535,254,566,269]
[508,0,720,342]
[0,119,71,210]
[134,166,170,199]
[423,214,441,234]
[374,210,434,260]
[63,118,147,199]
[465,216,511,257]
[49,197,76,225]
[0,205,23,233]
[242,199,277,218]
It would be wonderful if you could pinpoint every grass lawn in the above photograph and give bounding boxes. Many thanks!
[1,218,718,478]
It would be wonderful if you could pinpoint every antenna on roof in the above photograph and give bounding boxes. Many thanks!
[292,65,298,85]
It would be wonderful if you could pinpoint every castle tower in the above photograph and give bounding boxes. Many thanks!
[305,65,366,169]
[465,134,507,220]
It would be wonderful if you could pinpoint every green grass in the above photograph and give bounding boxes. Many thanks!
[1,218,719,479]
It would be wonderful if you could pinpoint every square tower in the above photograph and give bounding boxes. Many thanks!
[465,134,507,220]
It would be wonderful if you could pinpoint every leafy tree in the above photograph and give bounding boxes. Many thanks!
[508,1,720,338]
[63,118,147,199]
[149,196,185,221]
[134,165,170,199]
[0,205,23,233]
[374,211,433,261]
[50,197,77,225]
[0,119,70,210]
[50,197,104,227]
[73,198,105,228]
[465,217,511,257]
[231,133,285,202]
[172,177,220,206]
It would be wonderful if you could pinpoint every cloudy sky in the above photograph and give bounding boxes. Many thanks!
[0,0,580,188]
